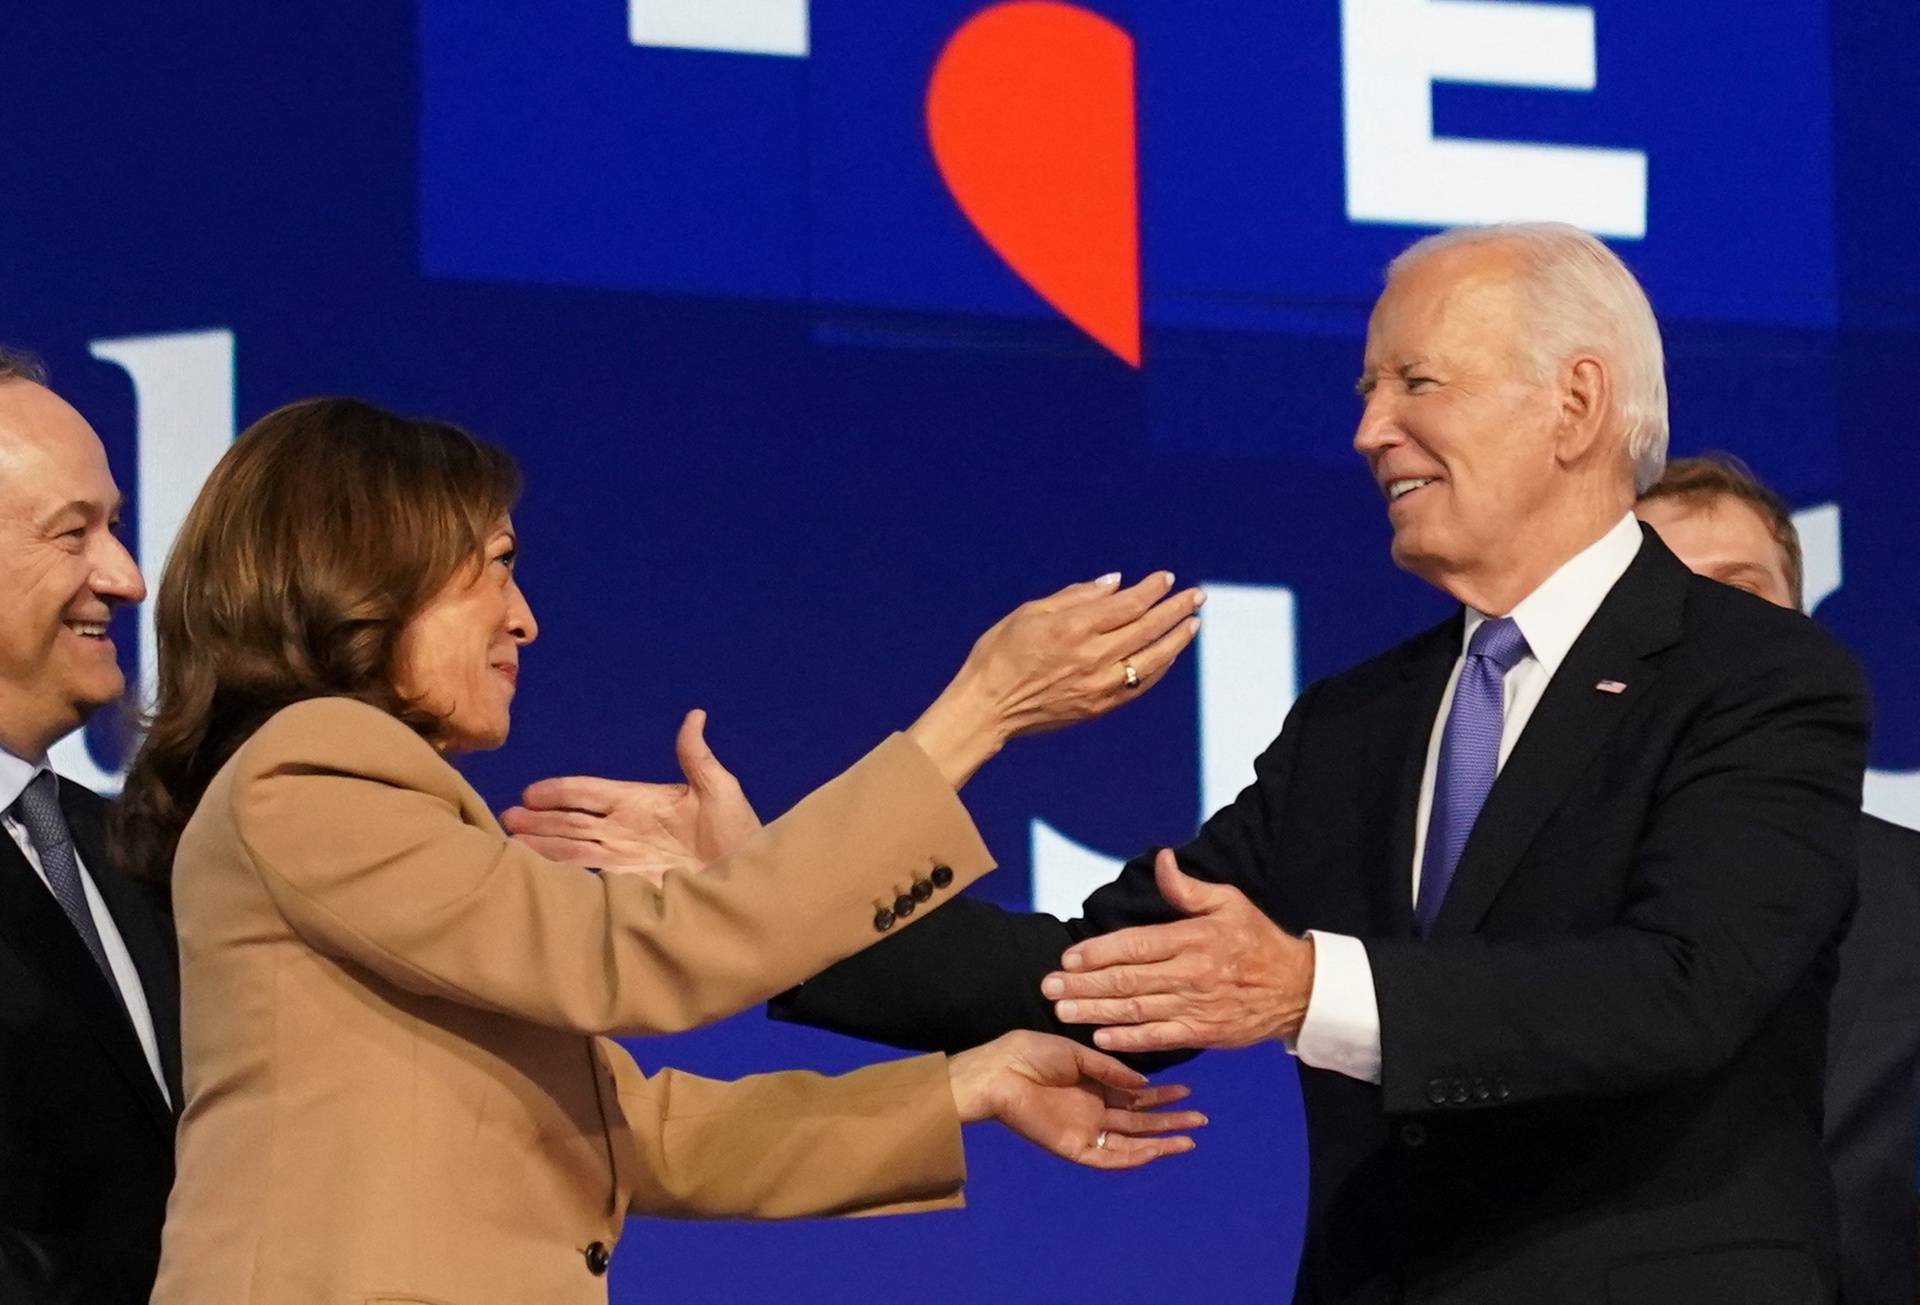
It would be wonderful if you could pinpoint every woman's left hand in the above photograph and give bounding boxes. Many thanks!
[946,1030,1205,1170]
[501,710,761,881]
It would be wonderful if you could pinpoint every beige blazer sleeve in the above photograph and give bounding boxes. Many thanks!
[602,1039,967,1220]
[228,697,995,1037]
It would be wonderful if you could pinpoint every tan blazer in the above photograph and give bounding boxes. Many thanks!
[150,697,995,1305]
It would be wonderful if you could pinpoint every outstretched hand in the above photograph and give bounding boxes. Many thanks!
[906,572,1204,788]
[501,709,762,882]
[1042,850,1316,1053]
[946,1030,1204,1170]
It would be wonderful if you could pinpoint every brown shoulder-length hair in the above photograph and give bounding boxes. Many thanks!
[114,397,521,883]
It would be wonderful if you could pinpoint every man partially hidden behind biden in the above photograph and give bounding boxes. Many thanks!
[1636,455,1920,1305]
[525,224,1872,1303]
[0,348,179,1304]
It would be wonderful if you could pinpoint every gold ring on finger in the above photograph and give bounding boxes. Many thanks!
[1122,662,1140,690]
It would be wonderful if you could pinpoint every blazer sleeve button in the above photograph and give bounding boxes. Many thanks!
[873,909,896,933]
[1425,1079,1448,1106]
[584,1242,611,1276]
[1448,1081,1469,1105]
[930,865,954,889]
[910,878,934,902]
[893,894,916,918]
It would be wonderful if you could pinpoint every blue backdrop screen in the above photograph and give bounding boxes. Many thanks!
[5,2,1919,1299]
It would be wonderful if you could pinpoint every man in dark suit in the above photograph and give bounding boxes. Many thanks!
[0,348,179,1303]
[1637,454,1920,1304]
[773,225,1868,1304]
[524,226,1870,1302]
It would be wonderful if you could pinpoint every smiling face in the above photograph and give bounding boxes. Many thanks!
[1353,241,1635,612]
[392,520,537,753]
[1353,245,1573,599]
[0,379,146,758]
[1634,494,1796,609]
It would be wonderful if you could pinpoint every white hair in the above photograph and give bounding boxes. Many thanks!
[1387,223,1669,494]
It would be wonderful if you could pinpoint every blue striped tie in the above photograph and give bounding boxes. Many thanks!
[14,770,114,981]
[1415,617,1530,935]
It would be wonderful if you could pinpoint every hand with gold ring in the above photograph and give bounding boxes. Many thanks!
[945,1029,1205,1171]
[906,571,1205,787]
[506,574,1202,877]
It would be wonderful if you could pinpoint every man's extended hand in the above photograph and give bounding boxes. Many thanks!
[1041,850,1315,1053]
[500,709,762,882]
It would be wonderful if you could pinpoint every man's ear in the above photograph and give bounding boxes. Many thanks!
[1554,355,1612,469]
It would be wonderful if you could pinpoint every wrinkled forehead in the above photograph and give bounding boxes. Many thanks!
[0,381,120,511]
[1364,245,1533,365]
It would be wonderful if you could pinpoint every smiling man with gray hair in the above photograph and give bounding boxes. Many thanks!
[547,224,1869,1303]
[0,346,179,1305]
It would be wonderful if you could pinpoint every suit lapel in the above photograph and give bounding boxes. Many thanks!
[1431,528,1689,938]
[0,796,175,1136]
[1368,617,1461,939]
[1824,886,1877,1060]
[64,784,183,1115]
[1827,818,1916,1056]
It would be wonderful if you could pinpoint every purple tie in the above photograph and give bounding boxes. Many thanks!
[13,770,114,982]
[1415,616,1530,935]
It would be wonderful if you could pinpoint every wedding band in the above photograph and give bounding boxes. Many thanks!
[1122,662,1140,690]
[1094,1129,1109,1150]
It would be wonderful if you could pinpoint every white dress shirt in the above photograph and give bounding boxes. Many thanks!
[1290,514,1644,1084]
[0,747,170,1103]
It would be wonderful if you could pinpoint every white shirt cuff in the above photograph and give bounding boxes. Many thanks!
[1282,930,1382,1085]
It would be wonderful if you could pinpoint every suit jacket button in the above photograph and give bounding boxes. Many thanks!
[1448,1081,1469,1105]
[1399,1122,1427,1148]
[1472,1078,1491,1102]
[893,894,916,918]
[873,909,896,933]
[1492,1079,1510,1101]
[1425,1079,1447,1106]
[910,878,934,902]
[585,1242,611,1276]
[930,865,954,889]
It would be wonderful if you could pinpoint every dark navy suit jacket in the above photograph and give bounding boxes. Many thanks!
[0,780,179,1304]
[779,528,1870,1304]
[1826,814,1920,1304]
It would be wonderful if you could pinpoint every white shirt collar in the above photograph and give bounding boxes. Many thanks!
[0,745,51,817]
[1461,513,1644,677]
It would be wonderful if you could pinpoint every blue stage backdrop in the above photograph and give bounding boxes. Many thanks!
[5,2,1919,1298]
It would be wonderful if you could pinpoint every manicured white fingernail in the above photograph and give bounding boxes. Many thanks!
[1096,572,1121,586]
[1162,571,1176,586]
[1194,589,1208,608]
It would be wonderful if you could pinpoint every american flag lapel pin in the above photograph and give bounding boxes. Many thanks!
[1595,679,1628,695]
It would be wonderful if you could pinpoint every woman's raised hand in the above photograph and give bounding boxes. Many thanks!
[945,1030,1204,1170]
[906,572,1203,787]
[506,574,1199,873]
